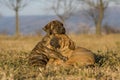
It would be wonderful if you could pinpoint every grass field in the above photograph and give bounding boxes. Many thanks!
[0,34,120,80]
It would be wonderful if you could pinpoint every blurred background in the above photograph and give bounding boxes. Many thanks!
[0,0,120,36]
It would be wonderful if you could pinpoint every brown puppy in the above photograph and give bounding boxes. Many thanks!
[50,36,95,67]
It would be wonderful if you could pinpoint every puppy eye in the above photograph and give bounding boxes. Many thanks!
[61,23,63,26]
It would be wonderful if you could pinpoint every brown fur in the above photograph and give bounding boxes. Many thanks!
[29,20,95,68]
[41,20,75,65]
[28,35,68,67]
[64,47,95,67]
[50,47,95,67]
[42,20,95,67]
[42,20,75,57]
[50,34,75,58]
[43,20,66,35]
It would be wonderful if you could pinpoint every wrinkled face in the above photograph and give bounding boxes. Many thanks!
[43,20,66,35]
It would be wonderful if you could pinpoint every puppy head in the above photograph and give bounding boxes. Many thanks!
[43,20,66,35]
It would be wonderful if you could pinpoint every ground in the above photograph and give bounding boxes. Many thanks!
[0,34,120,80]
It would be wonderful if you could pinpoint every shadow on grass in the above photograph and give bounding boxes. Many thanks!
[94,50,120,68]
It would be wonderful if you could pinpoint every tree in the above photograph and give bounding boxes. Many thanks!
[1,0,30,37]
[79,0,108,35]
[50,0,78,23]
[79,0,119,35]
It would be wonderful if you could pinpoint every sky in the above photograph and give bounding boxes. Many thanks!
[0,0,119,17]
[0,1,54,16]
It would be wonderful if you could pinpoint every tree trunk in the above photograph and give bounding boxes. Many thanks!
[15,10,20,37]
[96,0,104,35]
[96,19,102,35]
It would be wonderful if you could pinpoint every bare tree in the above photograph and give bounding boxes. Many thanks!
[51,0,78,23]
[79,0,119,35]
[78,0,108,35]
[1,0,30,37]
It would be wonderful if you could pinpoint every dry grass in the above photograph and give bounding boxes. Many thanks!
[0,34,120,80]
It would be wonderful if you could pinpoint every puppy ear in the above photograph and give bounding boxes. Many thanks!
[57,26,66,34]
[61,26,66,34]
[69,40,75,50]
